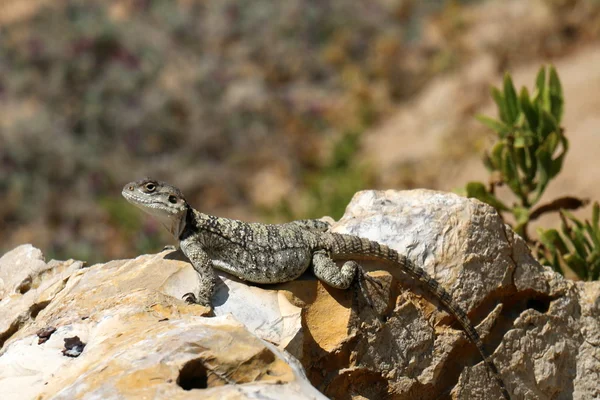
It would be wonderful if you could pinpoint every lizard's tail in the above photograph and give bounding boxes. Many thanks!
[328,233,510,400]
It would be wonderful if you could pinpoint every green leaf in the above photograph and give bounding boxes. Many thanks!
[533,66,546,105]
[589,247,600,280]
[538,66,553,112]
[562,209,585,230]
[490,142,504,170]
[593,202,599,233]
[514,147,528,178]
[476,115,510,136]
[575,226,592,254]
[512,207,529,225]
[501,145,524,199]
[520,87,538,130]
[538,228,569,254]
[590,258,600,281]
[545,131,559,155]
[538,109,559,140]
[513,136,527,148]
[514,141,535,188]
[525,146,535,180]
[549,135,568,178]
[551,251,564,275]
[537,227,566,275]
[503,73,520,124]
[563,220,590,261]
[482,152,494,172]
[549,66,564,123]
[584,220,600,250]
[564,253,589,281]
[532,143,552,204]
[491,87,509,126]
[465,182,509,211]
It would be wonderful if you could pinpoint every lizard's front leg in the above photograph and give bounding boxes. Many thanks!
[180,237,216,307]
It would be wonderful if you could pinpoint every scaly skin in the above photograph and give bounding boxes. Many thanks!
[122,178,510,399]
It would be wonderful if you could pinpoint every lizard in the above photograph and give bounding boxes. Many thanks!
[122,178,510,399]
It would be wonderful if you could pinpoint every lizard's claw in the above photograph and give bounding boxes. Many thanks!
[356,268,384,292]
[363,272,384,290]
[182,292,197,304]
[355,267,384,312]
[182,292,213,310]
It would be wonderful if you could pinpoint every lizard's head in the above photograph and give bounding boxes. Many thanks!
[122,179,189,238]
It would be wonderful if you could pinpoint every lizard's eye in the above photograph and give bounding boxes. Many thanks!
[168,195,177,204]
[145,183,156,192]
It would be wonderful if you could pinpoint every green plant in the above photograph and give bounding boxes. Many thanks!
[536,203,600,281]
[463,65,599,280]
[464,66,585,240]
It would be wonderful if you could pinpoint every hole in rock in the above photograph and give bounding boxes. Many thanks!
[0,320,22,350]
[17,278,32,294]
[525,297,551,314]
[177,359,209,390]
[30,301,50,319]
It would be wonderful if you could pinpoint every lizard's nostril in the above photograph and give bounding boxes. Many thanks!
[129,186,134,191]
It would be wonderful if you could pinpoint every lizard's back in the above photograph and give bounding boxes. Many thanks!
[185,210,318,283]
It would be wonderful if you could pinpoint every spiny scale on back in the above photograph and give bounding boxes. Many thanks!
[122,178,510,399]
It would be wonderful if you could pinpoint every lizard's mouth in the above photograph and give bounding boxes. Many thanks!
[122,190,187,236]
[121,190,149,205]
[121,191,178,213]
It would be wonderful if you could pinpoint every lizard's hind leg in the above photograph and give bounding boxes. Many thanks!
[312,251,383,300]
[312,250,356,289]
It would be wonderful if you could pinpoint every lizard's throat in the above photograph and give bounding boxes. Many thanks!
[163,215,186,238]
[144,209,186,238]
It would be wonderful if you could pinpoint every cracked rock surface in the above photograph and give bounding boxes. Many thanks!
[0,246,321,400]
[1,190,599,399]
[321,190,599,400]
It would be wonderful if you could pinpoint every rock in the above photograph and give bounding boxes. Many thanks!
[318,190,599,400]
[0,247,316,399]
[1,190,599,399]
[0,244,85,349]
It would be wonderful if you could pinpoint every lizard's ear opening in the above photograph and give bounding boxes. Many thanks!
[168,195,178,204]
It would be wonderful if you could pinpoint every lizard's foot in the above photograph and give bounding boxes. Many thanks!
[360,269,384,290]
[182,292,213,309]
[312,253,383,314]
[355,266,385,299]
[354,267,388,322]
[182,292,197,304]
[355,268,377,306]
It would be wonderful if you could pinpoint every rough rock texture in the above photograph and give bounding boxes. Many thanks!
[320,190,600,400]
[1,190,599,399]
[0,245,85,350]
[0,246,320,399]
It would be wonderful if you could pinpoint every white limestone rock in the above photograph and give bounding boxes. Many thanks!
[1,189,599,399]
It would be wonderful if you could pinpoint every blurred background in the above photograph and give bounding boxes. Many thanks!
[1,0,599,264]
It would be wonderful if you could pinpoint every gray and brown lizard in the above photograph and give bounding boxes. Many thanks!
[122,178,510,399]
